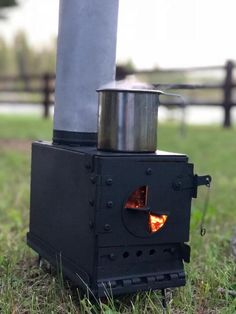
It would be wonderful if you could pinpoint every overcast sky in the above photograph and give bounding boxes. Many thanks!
[1,0,236,69]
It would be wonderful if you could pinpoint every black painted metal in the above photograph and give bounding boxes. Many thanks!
[53,130,97,146]
[27,141,206,297]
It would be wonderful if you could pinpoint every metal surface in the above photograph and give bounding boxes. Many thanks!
[98,89,163,152]
[28,142,196,297]
[53,0,119,134]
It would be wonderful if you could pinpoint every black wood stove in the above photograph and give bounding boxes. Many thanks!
[27,134,211,297]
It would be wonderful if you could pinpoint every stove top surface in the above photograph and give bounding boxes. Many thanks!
[36,141,188,162]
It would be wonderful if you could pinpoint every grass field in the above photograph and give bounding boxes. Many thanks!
[0,115,235,313]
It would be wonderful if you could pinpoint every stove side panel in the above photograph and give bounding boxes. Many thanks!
[27,143,96,288]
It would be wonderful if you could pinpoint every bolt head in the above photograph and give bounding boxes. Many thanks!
[104,224,111,231]
[146,168,153,175]
[173,180,182,190]
[89,221,94,229]
[109,253,116,260]
[106,178,113,186]
[89,199,94,206]
[90,176,96,184]
[107,201,113,208]
[85,163,91,170]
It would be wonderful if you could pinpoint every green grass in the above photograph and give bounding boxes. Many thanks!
[0,116,235,313]
[0,115,52,140]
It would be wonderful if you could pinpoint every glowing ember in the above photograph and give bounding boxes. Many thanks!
[125,186,148,209]
[149,214,168,233]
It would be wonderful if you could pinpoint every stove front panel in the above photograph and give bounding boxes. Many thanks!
[95,156,194,248]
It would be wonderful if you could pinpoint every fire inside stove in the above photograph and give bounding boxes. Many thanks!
[149,214,168,233]
[125,186,168,233]
[125,186,148,209]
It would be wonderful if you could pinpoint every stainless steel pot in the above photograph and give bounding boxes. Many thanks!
[97,88,164,152]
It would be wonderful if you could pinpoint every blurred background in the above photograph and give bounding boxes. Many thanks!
[0,0,236,126]
[0,1,236,313]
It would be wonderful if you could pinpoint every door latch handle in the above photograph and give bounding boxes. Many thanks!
[173,174,212,198]
[194,175,211,187]
[193,175,212,198]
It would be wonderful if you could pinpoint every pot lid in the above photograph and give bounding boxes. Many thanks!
[97,81,164,95]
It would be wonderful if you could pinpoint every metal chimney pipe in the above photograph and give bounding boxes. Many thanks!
[53,0,119,145]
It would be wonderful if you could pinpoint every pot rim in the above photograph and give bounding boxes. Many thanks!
[97,87,164,95]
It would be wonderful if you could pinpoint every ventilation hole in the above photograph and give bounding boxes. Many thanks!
[136,250,143,257]
[123,252,129,258]
[149,249,156,255]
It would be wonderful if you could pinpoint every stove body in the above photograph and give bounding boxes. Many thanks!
[27,141,201,297]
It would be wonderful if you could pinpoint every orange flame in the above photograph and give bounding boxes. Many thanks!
[149,214,168,233]
[125,186,148,209]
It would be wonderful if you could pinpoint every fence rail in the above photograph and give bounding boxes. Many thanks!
[0,60,235,127]
[116,60,235,128]
[0,73,55,118]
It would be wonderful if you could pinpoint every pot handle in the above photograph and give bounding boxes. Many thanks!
[159,90,187,108]
[158,90,187,135]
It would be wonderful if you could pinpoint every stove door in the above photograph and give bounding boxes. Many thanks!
[96,156,194,247]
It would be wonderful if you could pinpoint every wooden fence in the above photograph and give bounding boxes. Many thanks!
[0,60,235,127]
[0,73,55,119]
[117,60,236,128]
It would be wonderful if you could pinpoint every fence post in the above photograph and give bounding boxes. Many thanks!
[223,60,234,128]
[43,73,50,119]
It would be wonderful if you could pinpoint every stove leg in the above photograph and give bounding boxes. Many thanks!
[37,254,43,268]
[37,255,52,273]
[161,288,167,311]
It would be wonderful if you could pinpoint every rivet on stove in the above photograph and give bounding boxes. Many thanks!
[146,168,153,175]
[89,199,94,207]
[90,176,96,184]
[106,178,113,186]
[104,224,111,232]
[173,180,182,190]
[85,163,91,170]
[106,201,113,208]
[89,221,94,229]
[109,253,116,260]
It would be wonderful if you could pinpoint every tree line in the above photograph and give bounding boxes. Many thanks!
[0,0,17,9]
[0,31,56,77]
